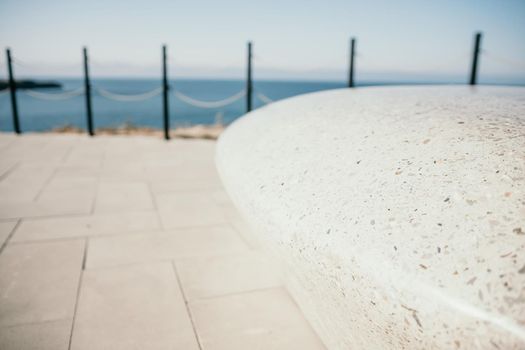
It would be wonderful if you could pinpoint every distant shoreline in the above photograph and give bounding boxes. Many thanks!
[0,79,62,90]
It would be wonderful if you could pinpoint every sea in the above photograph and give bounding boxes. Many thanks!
[1,78,521,132]
[0,79,351,132]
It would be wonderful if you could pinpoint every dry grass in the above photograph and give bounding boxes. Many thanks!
[51,123,225,140]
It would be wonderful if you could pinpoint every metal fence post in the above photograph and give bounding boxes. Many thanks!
[469,32,482,85]
[162,45,170,140]
[246,42,253,113]
[83,47,94,136]
[6,49,21,134]
[348,38,356,88]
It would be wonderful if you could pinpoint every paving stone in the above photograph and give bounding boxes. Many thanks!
[12,211,160,242]
[0,136,72,165]
[70,263,199,350]
[209,189,235,207]
[37,177,97,204]
[0,221,17,247]
[0,164,55,202]
[222,207,262,249]
[0,196,93,220]
[176,253,282,300]
[32,180,97,219]
[53,165,101,179]
[94,181,154,213]
[86,226,249,269]
[0,160,17,180]
[0,133,16,151]
[147,163,223,193]
[62,142,105,167]
[190,288,326,350]
[156,192,228,228]
[150,179,224,194]
[0,240,84,327]
[0,319,71,350]
[146,163,219,182]
[99,163,147,181]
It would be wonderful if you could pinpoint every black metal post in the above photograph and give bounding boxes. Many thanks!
[348,38,356,88]
[469,32,482,85]
[83,47,94,136]
[162,45,170,140]
[6,49,21,134]
[246,42,253,113]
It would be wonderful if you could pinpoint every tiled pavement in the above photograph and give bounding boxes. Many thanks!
[0,133,326,350]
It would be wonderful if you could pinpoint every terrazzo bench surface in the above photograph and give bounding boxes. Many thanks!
[216,86,525,349]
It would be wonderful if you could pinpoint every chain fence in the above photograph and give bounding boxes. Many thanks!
[255,91,273,105]
[3,39,523,137]
[7,83,251,108]
[22,87,85,101]
[95,87,162,102]
[173,89,246,109]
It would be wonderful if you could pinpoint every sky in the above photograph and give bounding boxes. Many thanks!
[0,0,524,83]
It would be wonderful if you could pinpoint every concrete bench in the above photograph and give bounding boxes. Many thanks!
[216,86,525,349]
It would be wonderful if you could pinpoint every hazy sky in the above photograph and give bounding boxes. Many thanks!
[1,0,524,82]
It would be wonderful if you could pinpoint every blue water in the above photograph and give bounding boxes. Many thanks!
[0,79,348,132]
[3,78,522,132]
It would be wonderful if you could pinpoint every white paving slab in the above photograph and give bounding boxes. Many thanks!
[0,221,17,247]
[70,263,199,350]
[176,253,283,300]
[94,181,155,213]
[0,319,71,350]
[190,288,326,350]
[0,196,93,220]
[86,226,249,269]
[0,239,84,326]
[0,164,55,202]
[12,211,160,242]
[156,192,229,228]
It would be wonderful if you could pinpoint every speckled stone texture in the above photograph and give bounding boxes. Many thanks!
[216,86,525,349]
